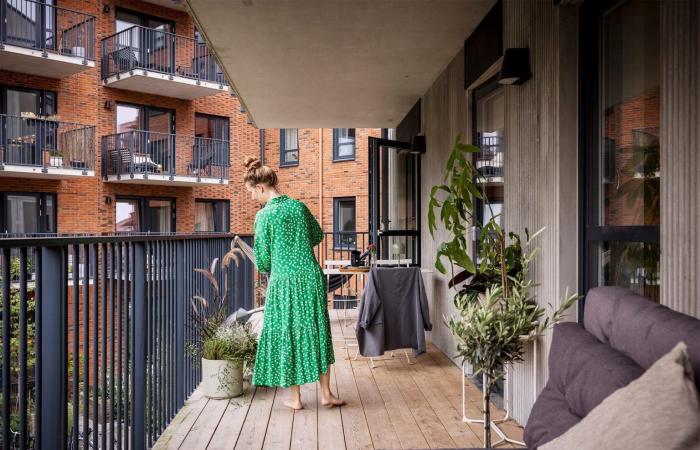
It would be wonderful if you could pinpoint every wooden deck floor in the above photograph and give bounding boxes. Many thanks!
[155,310,524,449]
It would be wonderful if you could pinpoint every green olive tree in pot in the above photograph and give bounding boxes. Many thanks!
[428,135,578,448]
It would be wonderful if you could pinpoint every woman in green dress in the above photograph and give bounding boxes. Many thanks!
[244,157,345,410]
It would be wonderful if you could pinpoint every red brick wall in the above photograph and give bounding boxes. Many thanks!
[1,0,378,240]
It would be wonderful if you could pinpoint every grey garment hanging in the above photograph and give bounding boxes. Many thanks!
[356,266,432,357]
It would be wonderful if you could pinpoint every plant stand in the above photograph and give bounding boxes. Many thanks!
[461,334,538,448]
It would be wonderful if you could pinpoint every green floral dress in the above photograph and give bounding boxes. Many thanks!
[252,195,335,387]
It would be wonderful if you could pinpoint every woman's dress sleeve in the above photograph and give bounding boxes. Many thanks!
[253,214,272,273]
[302,203,323,247]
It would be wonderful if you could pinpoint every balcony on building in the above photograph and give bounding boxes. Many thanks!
[100,26,230,99]
[101,130,230,186]
[0,0,96,78]
[0,113,95,178]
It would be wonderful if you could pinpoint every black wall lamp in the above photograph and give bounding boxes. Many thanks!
[104,100,114,110]
[410,135,426,154]
[498,48,531,85]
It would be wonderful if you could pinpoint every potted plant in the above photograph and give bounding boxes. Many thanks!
[188,243,254,398]
[429,136,578,448]
[201,322,257,398]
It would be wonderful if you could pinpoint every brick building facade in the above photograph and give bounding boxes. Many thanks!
[0,0,379,247]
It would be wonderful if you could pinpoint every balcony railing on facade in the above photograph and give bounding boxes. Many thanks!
[101,26,229,99]
[0,0,96,78]
[0,233,255,450]
[101,130,230,186]
[476,134,504,182]
[0,114,95,178]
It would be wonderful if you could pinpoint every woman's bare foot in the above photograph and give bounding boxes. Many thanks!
[284,399,304,410]
[321,393,346,407]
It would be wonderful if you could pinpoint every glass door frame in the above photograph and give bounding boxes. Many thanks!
[579,0,661,320]
[368,136,421,264]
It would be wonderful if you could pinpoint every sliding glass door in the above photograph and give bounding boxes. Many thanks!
[581,0,661,306]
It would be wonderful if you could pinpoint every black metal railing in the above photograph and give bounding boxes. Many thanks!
[0,233,255,450]
[101,26,227,84]
[0,0,95,61]
[476,134,504,179]
[0,114,95,171]
[101,131,230,182]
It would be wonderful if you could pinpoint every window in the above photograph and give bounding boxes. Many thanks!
[333,197,356,249]
[581,0,661,305]
[0,192,57,234]
[472,78,505,245]
[195,114,230,167]
[195,200,230,232]
[115,103,175,172]
[115,197,175,233]
[333,128,356,161]
[280,128,299,166]
[1,86,58,165]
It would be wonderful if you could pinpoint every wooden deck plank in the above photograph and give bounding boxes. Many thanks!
[331,311,375,450]
[153,389,208,450]
[369,359,430,449]
[234,387,276,450]
[397,354,483,448]
[353,362,402,449]
[261,387,294,450]
[208,389,255,450]
[317,366,345,450]
[180,397,230,450]
[290,382,318,450]
[383,358,456,449]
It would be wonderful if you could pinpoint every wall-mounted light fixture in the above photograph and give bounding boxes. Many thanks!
[104,100,114,110]
[498,48,531,85]
[104,196,113,204]
[103,4,111,14]
[239,104,247,113]
[410,135,426,154]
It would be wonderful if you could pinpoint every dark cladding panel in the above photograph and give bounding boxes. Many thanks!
[397,99,421,144]
[464,0,503,89]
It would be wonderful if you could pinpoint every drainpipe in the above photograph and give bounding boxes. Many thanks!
[318,129,323,229]
[259,129,265,164]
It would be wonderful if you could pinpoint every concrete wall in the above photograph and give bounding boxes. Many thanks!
[660,0,700,318]
[420,0,579,425]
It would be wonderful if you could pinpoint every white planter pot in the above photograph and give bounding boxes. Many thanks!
[201,358,244,399]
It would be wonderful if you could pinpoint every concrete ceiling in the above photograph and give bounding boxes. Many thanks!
[142,0,186,11]
[184,0,495,129]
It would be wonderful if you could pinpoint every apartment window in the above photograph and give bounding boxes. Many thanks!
[333,128,356,161]
[0,192,57,235]
[279,128,299,166]
[472,78,505,242]
[1,86,58,165]
[195,114,230,167]
[116,197,175,233]
[116,103,175,172]
[333,197,356,249]
[195,200,230,232]
[581,0,661,306]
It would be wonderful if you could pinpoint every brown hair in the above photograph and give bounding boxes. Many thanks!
[243,156,278,187]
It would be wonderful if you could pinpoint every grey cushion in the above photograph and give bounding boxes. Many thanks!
[524,383,581,449]
[540,342,700,450]
[584,287,700,390]
[548,322,644,417]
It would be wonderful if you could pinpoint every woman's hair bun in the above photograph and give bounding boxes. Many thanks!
[243,156,262,171]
